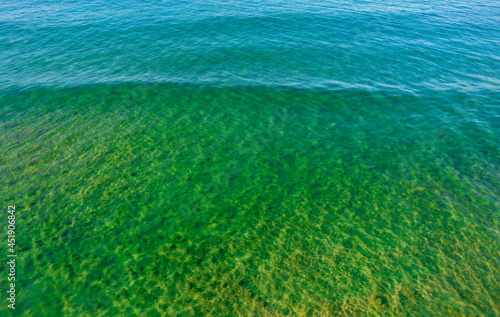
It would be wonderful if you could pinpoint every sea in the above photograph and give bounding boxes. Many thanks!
[0,0,499,315]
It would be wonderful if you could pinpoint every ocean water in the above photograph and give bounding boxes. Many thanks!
[0,0,499,316]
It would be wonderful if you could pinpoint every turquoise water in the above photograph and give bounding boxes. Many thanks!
[0,1,499,316]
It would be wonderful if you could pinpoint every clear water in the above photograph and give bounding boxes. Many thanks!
[0,0,499,316]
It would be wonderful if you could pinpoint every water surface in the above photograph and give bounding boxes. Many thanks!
[0,0,499,315]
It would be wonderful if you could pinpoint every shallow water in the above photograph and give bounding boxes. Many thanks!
[0,0,499,316]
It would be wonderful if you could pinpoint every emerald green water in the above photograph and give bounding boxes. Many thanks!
[1,0,500,315]
[1,84,499,315]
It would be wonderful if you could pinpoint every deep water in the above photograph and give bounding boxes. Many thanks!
[0,0,499,316]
